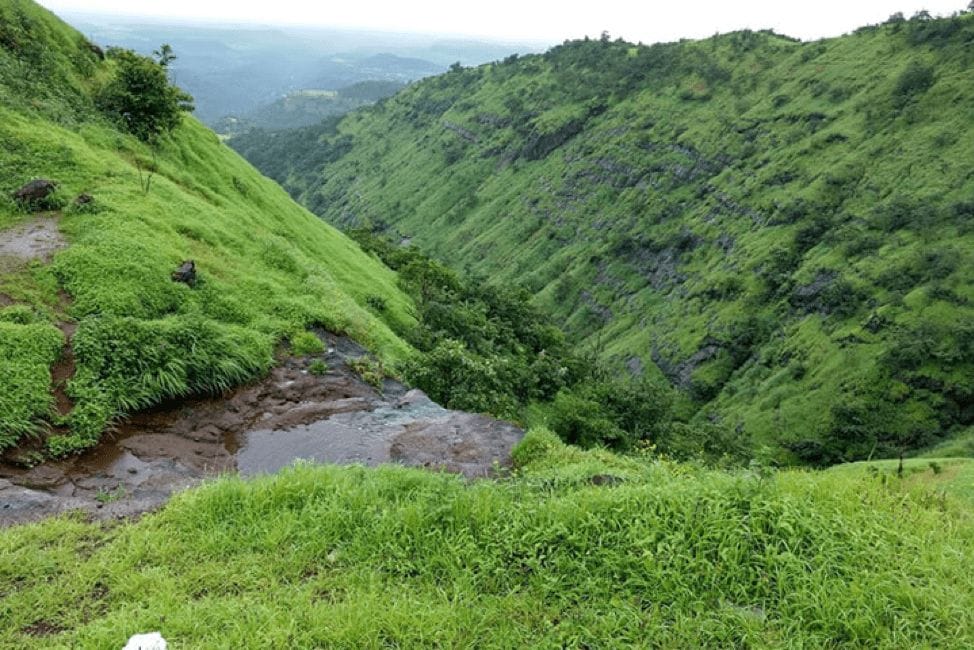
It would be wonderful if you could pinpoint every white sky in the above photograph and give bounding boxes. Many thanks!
[38,1,969,43]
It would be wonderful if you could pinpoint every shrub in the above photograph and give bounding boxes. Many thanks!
[308,359,328,376]
[543,374,676,452]
[97,48,193,141]
[365,294,387,312]
[892,61,935,109]
[348,356,385,390]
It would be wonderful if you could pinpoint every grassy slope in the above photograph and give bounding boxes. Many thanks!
[240,18,974,460]
[1,429,972,648]
[0,0,413,452]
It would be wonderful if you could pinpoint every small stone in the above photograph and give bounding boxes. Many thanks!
[170,260,197,287]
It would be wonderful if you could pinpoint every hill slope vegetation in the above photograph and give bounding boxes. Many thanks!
[0,0,413,454]
[235,14,974,464]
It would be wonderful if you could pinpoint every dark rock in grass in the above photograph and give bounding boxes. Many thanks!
[171,260,196,287]
[74,193,93,206]
[12,179,58,210]
[86,41,105,60]
[589,474,625,487]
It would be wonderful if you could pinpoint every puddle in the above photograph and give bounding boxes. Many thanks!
[0,333,524,526]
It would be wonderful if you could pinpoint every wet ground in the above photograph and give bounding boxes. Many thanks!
[0,333,523,526]
[0,215,66,271]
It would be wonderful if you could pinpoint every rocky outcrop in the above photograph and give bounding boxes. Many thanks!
[11,179,58,209]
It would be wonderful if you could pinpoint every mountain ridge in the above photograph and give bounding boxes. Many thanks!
[233,14,974,463]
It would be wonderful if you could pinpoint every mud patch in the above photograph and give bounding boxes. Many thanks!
[21,620,67,637]
[0,216,66,270]
[1,333,524,526]
[51,320,77,417]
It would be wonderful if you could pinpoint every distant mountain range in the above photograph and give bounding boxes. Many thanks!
[63,13,541,124]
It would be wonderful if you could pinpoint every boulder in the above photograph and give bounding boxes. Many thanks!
[12,179,58,208]
[171,260,196,287]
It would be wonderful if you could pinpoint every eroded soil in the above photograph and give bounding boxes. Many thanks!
[0,333,523,526]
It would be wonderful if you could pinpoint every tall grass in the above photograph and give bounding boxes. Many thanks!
[2,430,973,648]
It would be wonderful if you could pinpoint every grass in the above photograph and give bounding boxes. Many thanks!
[0,0,415,453]
[1,429,972,648]
[236,14,974,460]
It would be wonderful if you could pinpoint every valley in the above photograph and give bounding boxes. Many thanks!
[1,1,973,647]
[234,17,974,464]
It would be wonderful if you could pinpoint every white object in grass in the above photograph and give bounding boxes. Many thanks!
[122,632,167,650]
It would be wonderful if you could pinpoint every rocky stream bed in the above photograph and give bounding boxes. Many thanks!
[0,333,524,526]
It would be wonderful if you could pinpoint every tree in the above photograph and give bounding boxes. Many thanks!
[153,43,176,67]
[97,48,194,141]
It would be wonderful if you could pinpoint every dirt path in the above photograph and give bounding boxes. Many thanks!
[0,332,523,526]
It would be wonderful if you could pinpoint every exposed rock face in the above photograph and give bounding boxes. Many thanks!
[171,260,196,286]
[11,179,58,208]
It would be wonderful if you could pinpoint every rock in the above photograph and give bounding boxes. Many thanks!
[86,42,104,60]
[12,179,58,209]
[396,389,434,409]
[123,632,167,650]
[171,260,196,286]
[589,474,624,486]
[74,193,94,206]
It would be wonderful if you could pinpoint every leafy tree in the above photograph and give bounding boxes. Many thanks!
[97,47,193,141]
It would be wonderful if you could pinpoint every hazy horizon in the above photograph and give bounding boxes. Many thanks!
[38,1,970,45]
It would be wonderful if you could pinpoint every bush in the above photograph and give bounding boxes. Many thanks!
[97,48,193,141]
[543,375,676,452]
[348,356,385,390]
[308,359,328,376]
[892,61,935,109]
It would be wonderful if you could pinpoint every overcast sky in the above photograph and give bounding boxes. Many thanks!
[38,1,968,43]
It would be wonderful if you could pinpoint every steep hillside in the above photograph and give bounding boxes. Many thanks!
[237,15,974,464]
[0,0,413,455]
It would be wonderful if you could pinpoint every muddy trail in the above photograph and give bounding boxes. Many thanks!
[0,332,523,526]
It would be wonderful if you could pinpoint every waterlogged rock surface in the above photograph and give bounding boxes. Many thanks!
[0,333,523,526]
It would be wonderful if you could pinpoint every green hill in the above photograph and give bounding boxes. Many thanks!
[237,15,974,464]
[2,5,974,647]
[0,0,413,454]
